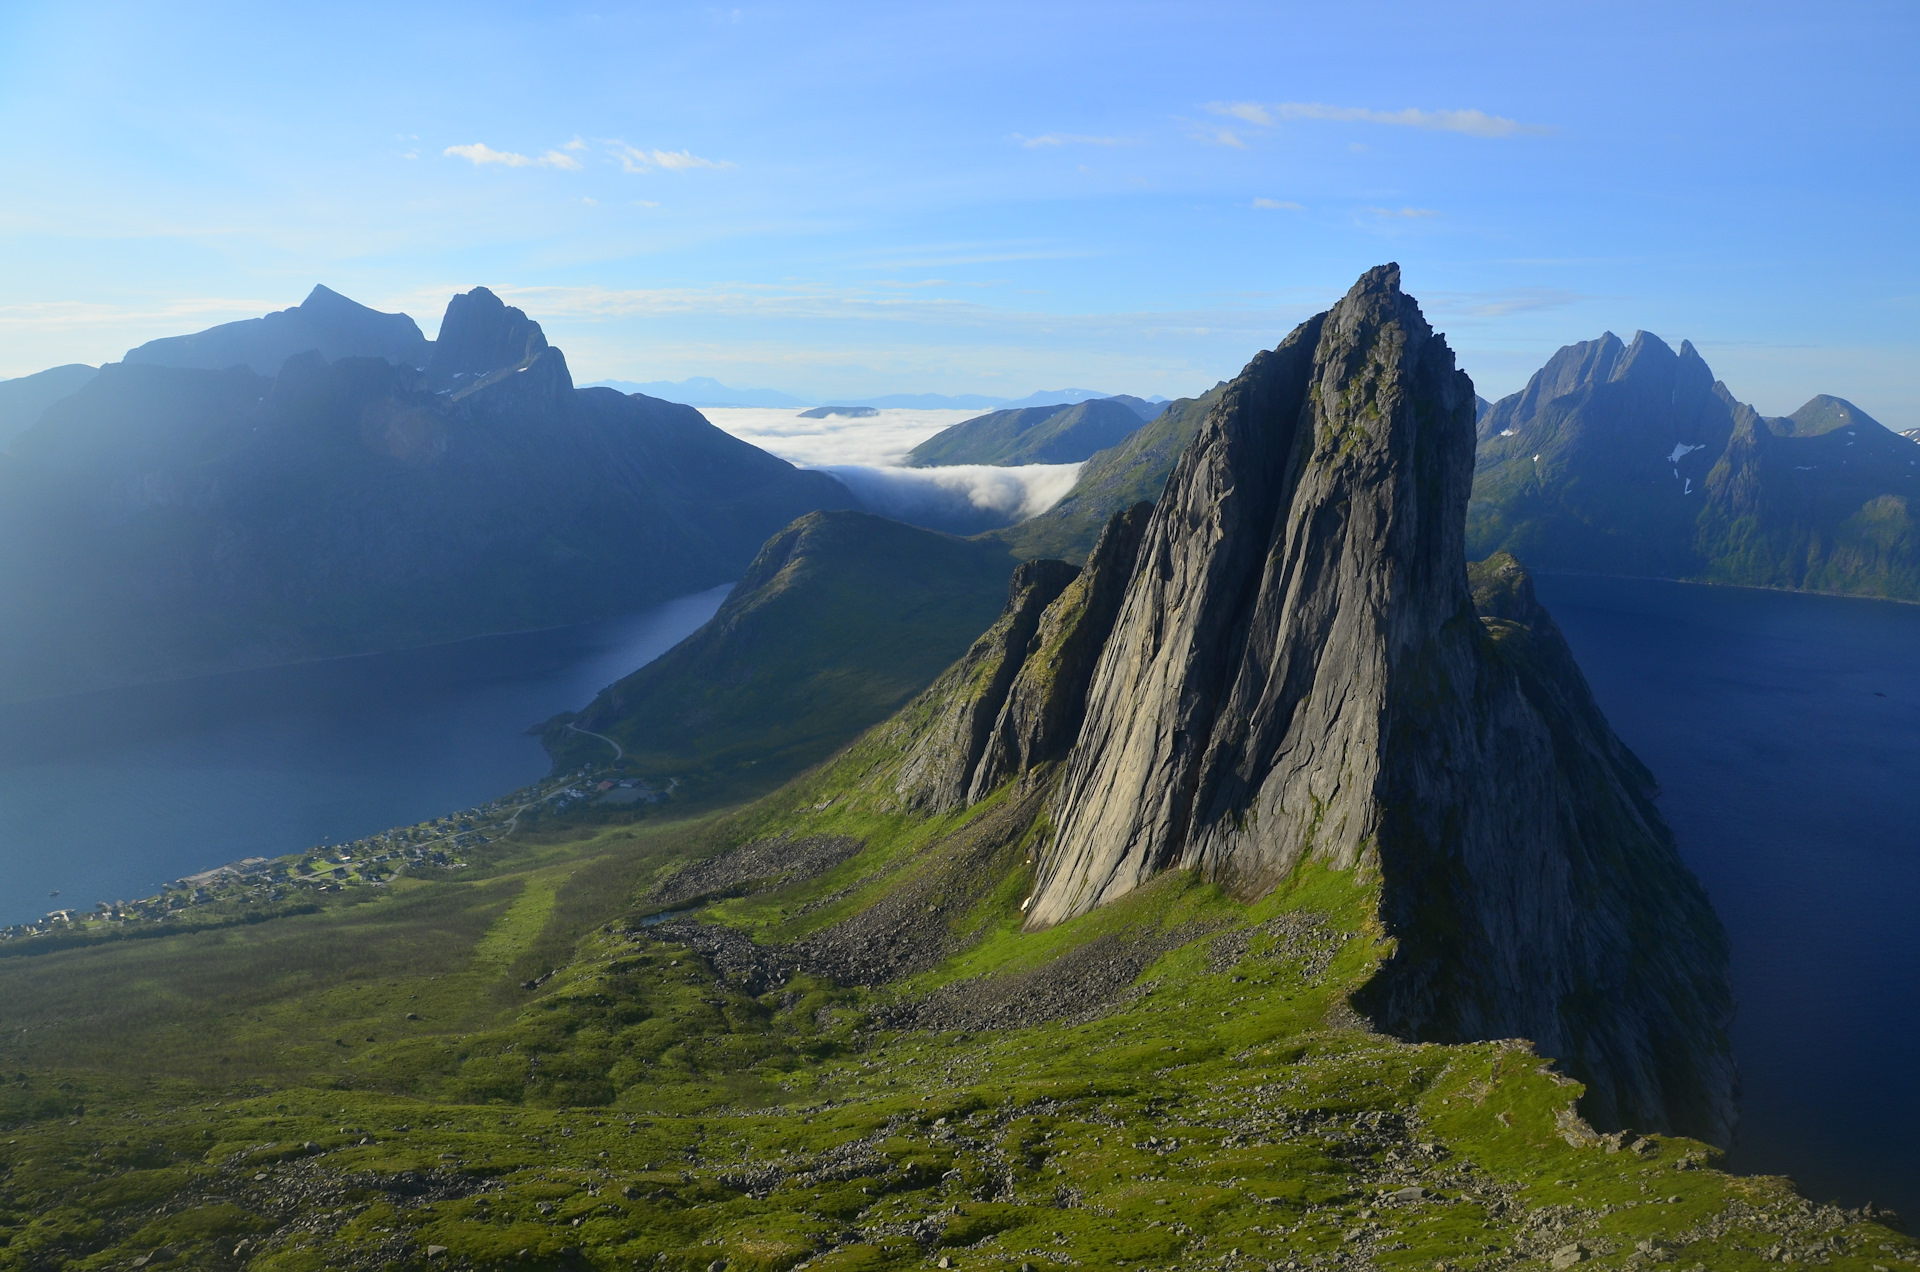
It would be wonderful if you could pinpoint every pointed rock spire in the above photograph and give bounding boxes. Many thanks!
[1025,264,1735,1143]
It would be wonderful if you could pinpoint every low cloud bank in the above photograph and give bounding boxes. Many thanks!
[701,407,1082,534]
[818,463,1083,535]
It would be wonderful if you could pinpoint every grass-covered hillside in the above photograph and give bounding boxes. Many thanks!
[541,511,1018,810]
[905,400,1149,468]
[0,696,1909,1271]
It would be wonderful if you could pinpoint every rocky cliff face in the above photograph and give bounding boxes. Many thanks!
[967,502,1150,800]
[887,503,1151,815]
[1022,265,1736,1142]
[892,559,1081,814]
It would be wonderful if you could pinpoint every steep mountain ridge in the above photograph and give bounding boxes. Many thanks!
[1471,334,1920,598]
[0,363,97,447]
[0,290,853,701]
[123,284,432,375]
[1015,266,1734,1141]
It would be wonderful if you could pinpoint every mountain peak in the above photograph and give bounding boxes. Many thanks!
[425,288,550,392]
[1024,264,1734,1140]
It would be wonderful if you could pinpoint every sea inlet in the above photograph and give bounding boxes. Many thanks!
[0,585,729,931]
[1537,573,1920,1221]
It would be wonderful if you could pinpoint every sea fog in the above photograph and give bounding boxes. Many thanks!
[702,407,1082,535]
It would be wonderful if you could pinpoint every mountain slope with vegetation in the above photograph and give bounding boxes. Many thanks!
[541,511,1016,805]
[905,398,1152,468]
[1469,333,1920,599]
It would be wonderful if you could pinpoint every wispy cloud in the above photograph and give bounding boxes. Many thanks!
[1209,102,1273,127]
[444,142,582,169]
[1015,133,1127,148]
[1370,207,1439,218]
[1253,198,1302,211]
[1207,101,1549,138]
[607,141,734,172]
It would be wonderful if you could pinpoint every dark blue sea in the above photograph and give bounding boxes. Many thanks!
[0,585,729,931]
[1534,574,1920,1220]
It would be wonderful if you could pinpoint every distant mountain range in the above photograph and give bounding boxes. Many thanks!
[583,377,1169,413]
[0,288,852,702]
[1470,332,1920,600]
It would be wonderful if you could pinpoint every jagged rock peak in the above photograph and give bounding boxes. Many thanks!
[427,287,551,391]
[967,501,1152,802]
[1031,261,1471,923]
[1024,264,1735,1142]
[889,558,1080,814]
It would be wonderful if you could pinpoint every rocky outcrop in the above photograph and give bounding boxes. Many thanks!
[1025,264,1736,1143]
[967,502,1151,800]
[892,559,1080,813]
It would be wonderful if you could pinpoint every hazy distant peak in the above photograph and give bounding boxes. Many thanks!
[123,286,431,377]
[426,288,549,391]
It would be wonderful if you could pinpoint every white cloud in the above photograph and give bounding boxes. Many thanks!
[1210,128,1247,149]
[1253,198,1302,210]
[1370,207,1439,218]
[443,142,581,169]
[1208,101,1273,127]
[608,141,734,172]
[702,406,979,466]
[1016,133,1126,148]
[563,136,587,151]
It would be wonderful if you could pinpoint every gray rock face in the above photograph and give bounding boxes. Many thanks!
[967,502,1151,800]
[892,559,1080,813]
[1027,264,1735,1142]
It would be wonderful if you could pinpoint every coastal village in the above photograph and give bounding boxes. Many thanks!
[0,766,673,948]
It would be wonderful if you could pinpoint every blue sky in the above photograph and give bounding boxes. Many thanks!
[1,0,1915,421]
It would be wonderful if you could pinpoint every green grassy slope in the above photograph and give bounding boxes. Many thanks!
[904,400,1147,468]
[0,713,1907,1271]
[989,387,1221,563]
[540,511,1017,810]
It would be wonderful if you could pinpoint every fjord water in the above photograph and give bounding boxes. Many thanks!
[1534,574,1920,1218]
[0,585,730,930]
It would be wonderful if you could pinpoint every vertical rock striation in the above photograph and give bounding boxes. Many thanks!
[892,559,1081,814]
[968,502,1152,800]
[1025,264,1736,1143]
